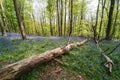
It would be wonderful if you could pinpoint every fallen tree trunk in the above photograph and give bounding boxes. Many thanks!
[0,39,89,80]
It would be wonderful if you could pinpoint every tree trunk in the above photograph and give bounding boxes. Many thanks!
[93,0,100,41]
[111,0,119,38]
[56,0,60,36]
[50,15,53,36]
[40,16,44,36]
[69,0,73,36]
[105,0,115,40]
[60,0,63,36]
[64,0,67,36]
[0,1,7,37]
[98,0,106,39]
[32,13,40,35]
[80,0,85,20]
[0,39,89,80]
[13,0,26,40]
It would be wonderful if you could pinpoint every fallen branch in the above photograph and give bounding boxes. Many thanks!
[96,41,114,75]
[0,39,89,80]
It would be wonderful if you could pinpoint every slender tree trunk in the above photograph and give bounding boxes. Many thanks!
[40,17,44,36]
[32,13,39,35]
[111,0,119,38]
[98,0,106,39]
[54,18,57,36]
[64,0,67,36]
[20,2,26,33]
[68,0,70,36]
[73,16,77,36]
[60,0,63,36]
[69,0,73,36]
[0,1,7,36]
[13,0,26,40]
[81,0,84,20]
[50,15,53,36]
[93,0,100,41]
[57,0,60,36]
[105,0,115,40]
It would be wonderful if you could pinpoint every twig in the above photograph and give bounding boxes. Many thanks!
[108,43,120,55]
[53,58,63,65]
[103,48,109,53]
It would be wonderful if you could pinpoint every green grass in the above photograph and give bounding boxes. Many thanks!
[0,38,120,80]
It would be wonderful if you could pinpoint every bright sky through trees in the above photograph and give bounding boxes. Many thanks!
[32,0,98,21]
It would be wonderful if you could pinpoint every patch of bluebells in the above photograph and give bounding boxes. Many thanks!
[0,38,12,47]
[0,37,23,55]
[0,38,11,54]
[89,42,97,53]
[7,33,22,39]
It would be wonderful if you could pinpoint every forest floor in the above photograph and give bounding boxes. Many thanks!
[0,33,120,80]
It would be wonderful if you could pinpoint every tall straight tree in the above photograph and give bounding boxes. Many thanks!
[13,0,26,40]
[60,0,63,36]
[80,0,85,20]
[105,0,115,40]
[56,0,63,36]
[40,16,44,36]
[92,0,100,41]
[111,0,119,38]
[46,0,55,36]
[69,0,73,36]
[64,0,67,36]
[98,0,106,39]
[0,0,7,36]
[56,0,60,36]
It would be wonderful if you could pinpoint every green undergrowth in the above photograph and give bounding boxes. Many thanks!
[0,38,120,80]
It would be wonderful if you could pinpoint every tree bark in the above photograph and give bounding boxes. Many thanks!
[0,39,89,80]
[56,0,60,36]
[98,0,106,39]
[50,15,53,36]
[69,0,73,36]
[60,0,63,36]
[13,0,26,40]
[64,0,67,36]
[105,0,115,40]
[0,1,7,37]
[40,16,44,36]
[111,0,119,38]
[32,13,40,35]
[93,0,100,41]
[80,0,85,20]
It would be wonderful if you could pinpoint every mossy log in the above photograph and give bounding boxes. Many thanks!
[0,39,89,80]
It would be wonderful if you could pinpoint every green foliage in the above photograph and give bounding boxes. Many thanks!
[1,0,120,39]
[2,0,34,34]
[3,0,18,32]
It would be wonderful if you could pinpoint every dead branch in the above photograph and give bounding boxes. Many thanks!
[96,41,114,75]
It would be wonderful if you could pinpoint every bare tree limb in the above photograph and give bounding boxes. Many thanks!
[96,40,114,76]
